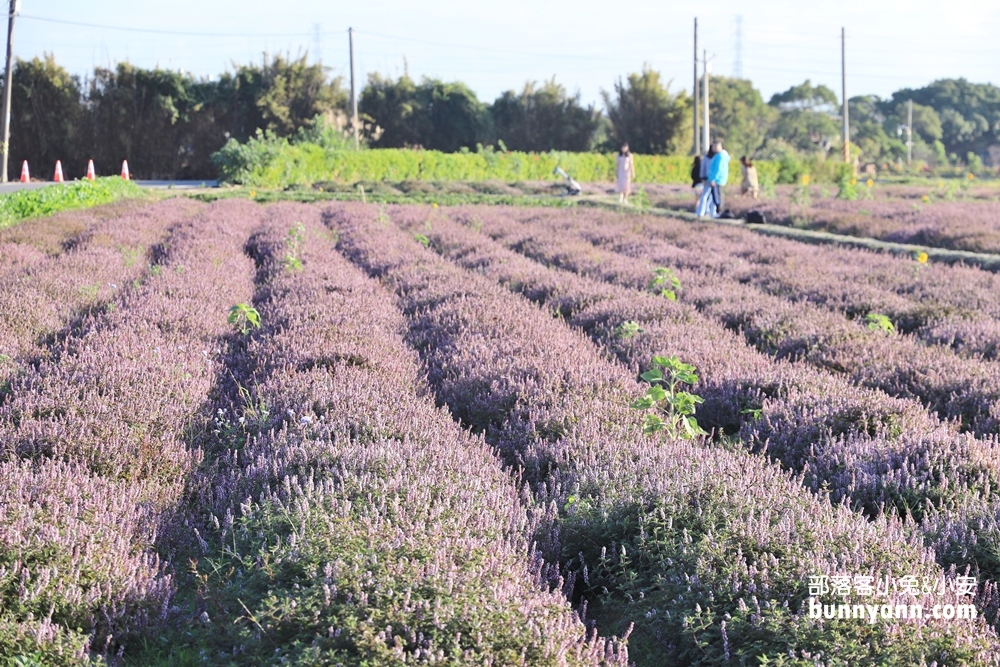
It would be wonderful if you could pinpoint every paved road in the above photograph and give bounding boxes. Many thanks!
[0,181,55,193]
[0,180,219,193]
[136,180,219,189]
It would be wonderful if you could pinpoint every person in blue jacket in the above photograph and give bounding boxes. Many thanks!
[694,144,717,217]
[706,140,731,218]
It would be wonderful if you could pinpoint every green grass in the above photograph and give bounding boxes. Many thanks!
[190,186,582,208]
[0,178,142,230]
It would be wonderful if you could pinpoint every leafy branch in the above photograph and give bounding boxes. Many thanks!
[864,313,895,334]
[630,355,707,439]
[281,222,306,272]
[228,303,262,335]
[648,267,681,300]
[613,320,643,339]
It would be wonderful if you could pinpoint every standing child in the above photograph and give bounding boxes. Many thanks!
[690,154,702,203]
[740,156,759,199]
[616,143,636,204]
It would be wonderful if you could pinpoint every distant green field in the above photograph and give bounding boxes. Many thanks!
[212,139,783,189]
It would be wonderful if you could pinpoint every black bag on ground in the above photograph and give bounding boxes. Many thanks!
[719,209,736,219]
[745,210,767,224]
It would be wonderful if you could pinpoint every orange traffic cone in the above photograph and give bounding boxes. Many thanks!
[19,160,29,183]
[86,159,96,181]
[120,160,130,181]
[53,160,64,183]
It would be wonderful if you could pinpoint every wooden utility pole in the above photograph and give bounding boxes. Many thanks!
[841,27,849,164]
[702,49,710,153]
[906,98,913,165]
[1,0,19,183]
[693,18,699,156]
[349,27,359,149]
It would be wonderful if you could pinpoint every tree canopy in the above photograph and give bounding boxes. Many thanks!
[360,74,491,151]
[888,79,1000,161]
[601,65,691,155]
[491,78,600,152]
[706,77,777,158]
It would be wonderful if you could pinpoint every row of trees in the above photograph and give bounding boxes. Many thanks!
[8,52,1000,179]
[363,72,1000,169]
[359,67,691,155]
[10,54,344,179]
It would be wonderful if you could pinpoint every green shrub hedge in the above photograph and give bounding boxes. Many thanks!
[212,135,785,189]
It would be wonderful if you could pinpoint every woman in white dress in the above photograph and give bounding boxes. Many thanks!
[616,143,636,204]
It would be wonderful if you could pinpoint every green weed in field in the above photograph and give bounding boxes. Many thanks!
[648,267,681,300]
[630,355,707,440]
[613,320,643,339]
[281,222,306,272]
[864,313,895,333]
[228,303,261,334]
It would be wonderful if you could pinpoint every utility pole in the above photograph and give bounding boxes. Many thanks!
[349,27,359,149]
[906,98,913,166]
[0,0,19,183]
[702,49,710,154]
[693,18,699,156]
[841,27,849,165]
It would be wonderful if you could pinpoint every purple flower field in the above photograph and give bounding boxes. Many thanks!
[647,182,1000,255]
[2,198,1000,665]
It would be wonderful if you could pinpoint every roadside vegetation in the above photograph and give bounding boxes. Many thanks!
[0,177,142,230]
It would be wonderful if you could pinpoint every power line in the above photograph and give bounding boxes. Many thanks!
[20,14,314,37]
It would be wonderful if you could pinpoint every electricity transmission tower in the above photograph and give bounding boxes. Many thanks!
[733,15,743,78]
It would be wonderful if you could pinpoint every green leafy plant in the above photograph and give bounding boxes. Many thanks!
[836,174,859,201]
[648,267,681,300]
[118,245,143,267]
[613,320,643,339]
[563,493,593,514]
[78,283,100,298]
[630,355,707,439]
[864,313,895,334]
[228,303,261,334]
[281,221,306,271]
[413,232,431,247]
[0,177,142,231]
[633,186,651,209]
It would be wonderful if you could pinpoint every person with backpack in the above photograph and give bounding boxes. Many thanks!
[695,144,717,217]
[690,154,702,203]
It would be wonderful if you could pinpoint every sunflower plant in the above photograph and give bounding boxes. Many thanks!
[630,355,707,439]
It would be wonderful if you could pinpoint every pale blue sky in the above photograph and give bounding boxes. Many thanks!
[17,0,1000,106]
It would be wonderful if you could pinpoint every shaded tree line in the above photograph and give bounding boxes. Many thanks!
[359,65,690,155]
[8,54,345,179]
[366,70,1000,168]
[705,76,1000,168]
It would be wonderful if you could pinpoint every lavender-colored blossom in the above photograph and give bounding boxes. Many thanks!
[328,201,1000,665]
